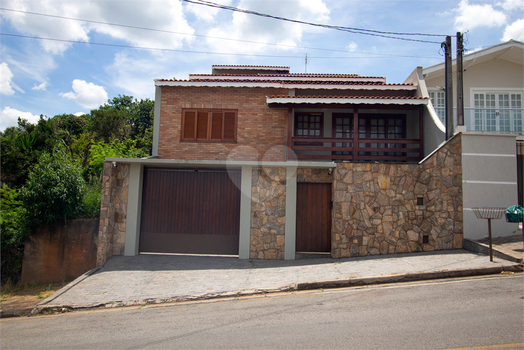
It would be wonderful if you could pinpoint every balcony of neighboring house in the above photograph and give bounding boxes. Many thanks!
[430,91,523,134]
[280,105,424,163]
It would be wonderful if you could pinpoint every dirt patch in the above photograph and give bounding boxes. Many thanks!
[1,283,66,318]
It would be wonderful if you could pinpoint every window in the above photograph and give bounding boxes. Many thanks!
[181,109,237,142]
[473,92,522,132]
[294,112,324,146]
[294,112,323,137]
[358,115,406,157]
[429,90,445,124]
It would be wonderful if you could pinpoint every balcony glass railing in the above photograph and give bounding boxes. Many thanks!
[433,107,523,133]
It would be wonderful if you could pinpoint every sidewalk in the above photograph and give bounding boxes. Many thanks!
[33,243,523,315]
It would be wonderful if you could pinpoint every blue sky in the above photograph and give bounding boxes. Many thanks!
[1,0,523,130]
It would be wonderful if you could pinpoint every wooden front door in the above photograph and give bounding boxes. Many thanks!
[296,182,332,252]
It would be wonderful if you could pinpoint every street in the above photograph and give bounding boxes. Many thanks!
[2,275,523,349]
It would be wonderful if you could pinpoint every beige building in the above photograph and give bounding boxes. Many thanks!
[421,40,523,240]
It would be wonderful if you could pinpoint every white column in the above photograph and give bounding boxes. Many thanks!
[124,163,143,256]
[238,166,253,259]
[285,167,297,260]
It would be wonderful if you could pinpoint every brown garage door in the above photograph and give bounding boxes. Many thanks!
[296,182,332,252]
[139,168,241,255]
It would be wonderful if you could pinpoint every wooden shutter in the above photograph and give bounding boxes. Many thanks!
[196,111,209,140]
[182,111,196,140]
[210,112,223,140]
[223,112,236,141]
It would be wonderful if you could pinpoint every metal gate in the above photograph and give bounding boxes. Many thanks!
[139,168,241,255]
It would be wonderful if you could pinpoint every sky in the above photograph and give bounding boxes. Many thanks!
[0,0,523,131]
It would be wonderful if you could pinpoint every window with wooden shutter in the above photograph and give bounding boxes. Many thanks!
[181,109,237,142]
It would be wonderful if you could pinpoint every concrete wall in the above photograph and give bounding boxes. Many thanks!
[21,219,99,284]
[461,133,519,240]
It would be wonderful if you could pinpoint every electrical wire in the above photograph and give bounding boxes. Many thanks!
[181,0,447,44]
[0,32,442,59]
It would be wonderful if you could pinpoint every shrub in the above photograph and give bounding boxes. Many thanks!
[81,177,102,218]
[21,150,85,228]
[0,185,28,285]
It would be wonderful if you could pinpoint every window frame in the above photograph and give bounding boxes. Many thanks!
[181,109,238,142]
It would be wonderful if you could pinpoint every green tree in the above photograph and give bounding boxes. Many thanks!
[0,185,28,284]
[21,149,85,228]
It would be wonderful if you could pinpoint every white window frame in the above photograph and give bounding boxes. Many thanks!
[428,89,446,124]
[470,88,523,133]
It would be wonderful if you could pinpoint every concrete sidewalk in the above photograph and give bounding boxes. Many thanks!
[34,247,523,314]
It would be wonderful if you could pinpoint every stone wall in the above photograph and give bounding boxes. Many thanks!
[97,162,130,265]
[250,167,286,259]
[297,168,333,183]
[332,134,463,258]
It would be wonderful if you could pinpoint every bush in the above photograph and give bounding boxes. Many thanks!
[81,177,102,218]
[21,150,85,228]
[0,185,28,285]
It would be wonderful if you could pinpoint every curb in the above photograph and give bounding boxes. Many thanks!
[463,239,523,263]
[31,266,102,315]
[31,264,523,315]
[295,264,523,290]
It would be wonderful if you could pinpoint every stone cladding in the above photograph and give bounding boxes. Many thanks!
[332,134,463,258]
[297,168,333,183]
[250,167,286,259]
[97,162,129,265]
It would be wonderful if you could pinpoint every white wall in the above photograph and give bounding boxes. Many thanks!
[462,134,519,240]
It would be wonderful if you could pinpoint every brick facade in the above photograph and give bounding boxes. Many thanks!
[158,86,289,161]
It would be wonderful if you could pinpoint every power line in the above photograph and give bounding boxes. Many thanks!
[0,7,434,54]
[0,32,442,60]
[181,0,446,44]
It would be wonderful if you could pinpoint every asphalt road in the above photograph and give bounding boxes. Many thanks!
[2,275,523,350]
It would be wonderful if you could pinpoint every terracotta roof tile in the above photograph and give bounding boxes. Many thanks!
[268,95,427,100]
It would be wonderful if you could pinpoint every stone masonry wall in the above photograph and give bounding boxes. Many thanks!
[332,134,463,258]
[97,162,130,265]
[297,168,333,183]
[250,167,286,259]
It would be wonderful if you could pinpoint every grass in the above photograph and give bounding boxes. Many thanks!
[1,280,67,299]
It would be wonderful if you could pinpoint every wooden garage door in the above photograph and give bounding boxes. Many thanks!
[139,168,241,255]
[296,182,332,252]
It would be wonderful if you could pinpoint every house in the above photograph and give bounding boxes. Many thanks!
[423,40,523,240]
[96,64,464,265]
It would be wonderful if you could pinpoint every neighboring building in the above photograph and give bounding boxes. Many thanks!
[97,65,465,265]
[423,40,523,240]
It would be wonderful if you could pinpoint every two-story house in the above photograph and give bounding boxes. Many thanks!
[96,65,465,265]
[423,40,523,241]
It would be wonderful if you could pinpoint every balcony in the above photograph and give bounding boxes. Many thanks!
[290,136,422,162]
[434,107,523,133]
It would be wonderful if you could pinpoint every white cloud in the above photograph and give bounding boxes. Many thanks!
[499,0,524,10]
[60,79,108,109]
[347,41,358,52]
[32,82,48,91]
[0,63,15,95]
[454,0,507,31]
[185,0,233,22]
[205,0,330,54]
[0,107,40,131]
[1,0,194,55]
[74,112,86,117]
[2,0,90,54]
[503,19,524,41]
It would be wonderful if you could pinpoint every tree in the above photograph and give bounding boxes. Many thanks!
[21,149,85,228]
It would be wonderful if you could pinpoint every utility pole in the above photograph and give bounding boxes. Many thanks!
[456,32,464,127]
[443,36,453,140]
